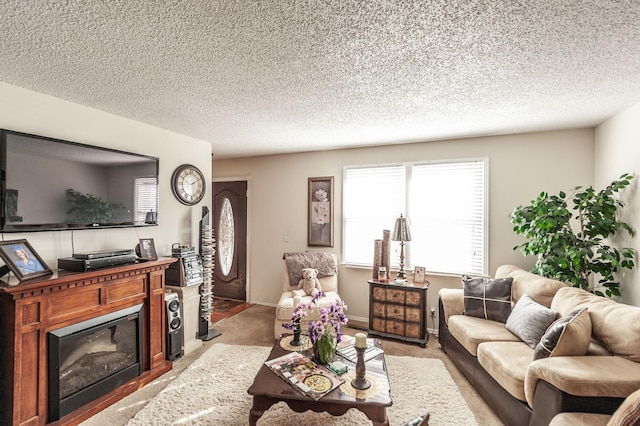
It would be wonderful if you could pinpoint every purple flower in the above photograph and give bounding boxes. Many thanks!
[282,292,348,344]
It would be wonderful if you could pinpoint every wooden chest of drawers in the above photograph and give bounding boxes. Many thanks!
[368,279,429,347]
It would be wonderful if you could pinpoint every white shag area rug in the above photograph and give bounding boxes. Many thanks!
[127,343,477,426]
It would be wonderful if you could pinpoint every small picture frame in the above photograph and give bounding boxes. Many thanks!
[308,176,334,247]
[138,238,158,261]
[414,266,426,283]
[0,239,53,281]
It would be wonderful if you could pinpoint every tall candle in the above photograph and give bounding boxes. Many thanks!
[293,296,302,307]
[382,229,391,277]
[355,332,367,349]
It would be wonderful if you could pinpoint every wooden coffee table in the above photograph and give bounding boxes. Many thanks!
[247,338,392,425]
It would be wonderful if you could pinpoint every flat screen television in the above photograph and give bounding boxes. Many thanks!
[0,129,159,232]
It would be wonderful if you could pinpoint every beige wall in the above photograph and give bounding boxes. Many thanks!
[214,129,595,322]
[596,100,640,306]
[0,82,212,267]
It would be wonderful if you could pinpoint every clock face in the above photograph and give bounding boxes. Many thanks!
[171,164,206,205]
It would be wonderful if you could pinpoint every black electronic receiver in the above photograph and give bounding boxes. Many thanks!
[58,253,138,272]
[72,248,135,260]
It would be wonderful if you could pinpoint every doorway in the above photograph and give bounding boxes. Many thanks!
[212,180,247,301]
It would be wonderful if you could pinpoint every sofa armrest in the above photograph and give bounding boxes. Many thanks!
[525,356,640,407]
[438,288,464,325]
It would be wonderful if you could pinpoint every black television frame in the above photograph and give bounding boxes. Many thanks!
[0,129,159,232]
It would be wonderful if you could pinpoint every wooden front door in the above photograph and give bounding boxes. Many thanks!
[212,181,247,301]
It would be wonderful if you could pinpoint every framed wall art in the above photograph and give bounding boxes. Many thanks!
[0,239,53,281]
[308,176,334,247]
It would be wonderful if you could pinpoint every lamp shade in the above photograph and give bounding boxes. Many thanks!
[392,214,412,242]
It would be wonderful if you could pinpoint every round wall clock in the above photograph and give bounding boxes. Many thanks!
[171,164,206,205]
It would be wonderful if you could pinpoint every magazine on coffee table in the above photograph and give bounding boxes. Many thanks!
[265,351,345,400]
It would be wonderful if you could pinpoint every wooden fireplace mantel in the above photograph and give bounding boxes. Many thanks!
[0,258,177,426]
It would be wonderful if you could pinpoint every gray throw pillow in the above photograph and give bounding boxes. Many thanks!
[506,294,558,348]
[462,275,513,323]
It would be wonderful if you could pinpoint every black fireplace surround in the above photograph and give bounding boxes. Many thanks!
[47,304,143,421]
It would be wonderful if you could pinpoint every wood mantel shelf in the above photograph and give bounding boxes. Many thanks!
[0,258,177,426]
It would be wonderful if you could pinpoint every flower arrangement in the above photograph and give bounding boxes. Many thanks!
[283,291,348,363]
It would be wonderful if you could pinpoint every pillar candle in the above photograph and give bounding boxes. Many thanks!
[382,229,391,277]
[355,332,367,348]
[293,296,302,307]
[373,239,383,279]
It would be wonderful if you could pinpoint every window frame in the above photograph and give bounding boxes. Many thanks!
[342,157,488,276]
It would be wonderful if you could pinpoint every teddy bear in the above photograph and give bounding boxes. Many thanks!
[292,268,322,297]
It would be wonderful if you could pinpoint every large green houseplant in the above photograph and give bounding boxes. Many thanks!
[510,173,635,297]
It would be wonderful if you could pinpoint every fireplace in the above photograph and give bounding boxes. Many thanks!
[47,304,144,421]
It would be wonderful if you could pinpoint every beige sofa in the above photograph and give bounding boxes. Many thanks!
[550,387,640,425]
[438,265,640,426]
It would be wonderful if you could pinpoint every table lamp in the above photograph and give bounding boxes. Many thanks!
[392,213,412,279]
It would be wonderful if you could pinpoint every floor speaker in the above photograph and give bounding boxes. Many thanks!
[165,292,183,361]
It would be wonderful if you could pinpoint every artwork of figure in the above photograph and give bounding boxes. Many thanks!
[12,245,45,274]
[310,180,332,245]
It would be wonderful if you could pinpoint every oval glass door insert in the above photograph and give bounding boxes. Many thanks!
[218,197,235,276]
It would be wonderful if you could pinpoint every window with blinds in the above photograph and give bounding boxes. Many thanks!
[343,159,487,276]
[133,177,158,224]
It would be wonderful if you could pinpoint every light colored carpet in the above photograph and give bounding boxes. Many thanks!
[126,343,478,426]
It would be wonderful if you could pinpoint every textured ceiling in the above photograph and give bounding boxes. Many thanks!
[1,1,639,159]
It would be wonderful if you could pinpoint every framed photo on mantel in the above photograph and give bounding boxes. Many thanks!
[308,176,334,247]
[0,239,53,281]
[138,238,158,261]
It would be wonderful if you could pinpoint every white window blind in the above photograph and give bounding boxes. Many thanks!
[343,159,487,276]
[343,165,405,266]
[134,177,158,224]
[409,160,486,275]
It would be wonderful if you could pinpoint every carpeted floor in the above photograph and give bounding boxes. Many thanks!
[82,305,503,426]
[125,343,477,425]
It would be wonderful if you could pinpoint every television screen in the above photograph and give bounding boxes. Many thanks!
[0,129,159,232]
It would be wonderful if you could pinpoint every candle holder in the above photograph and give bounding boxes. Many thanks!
[290,318,304,346]
[351,346,371,390]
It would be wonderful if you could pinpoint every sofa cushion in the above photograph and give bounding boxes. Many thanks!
[551,286,640,363]
[506,294,558,348]
[495,264,567,307]
[462,275,513,323]
[607,388,640,426]
[448,315,521,356]
[524,356,640,407]
[477,341,534,402]
[534,307,592,360]
[588,340,614,356]
[549,412,612,426]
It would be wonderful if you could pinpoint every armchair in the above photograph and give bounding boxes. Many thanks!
[274,252,341,339]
